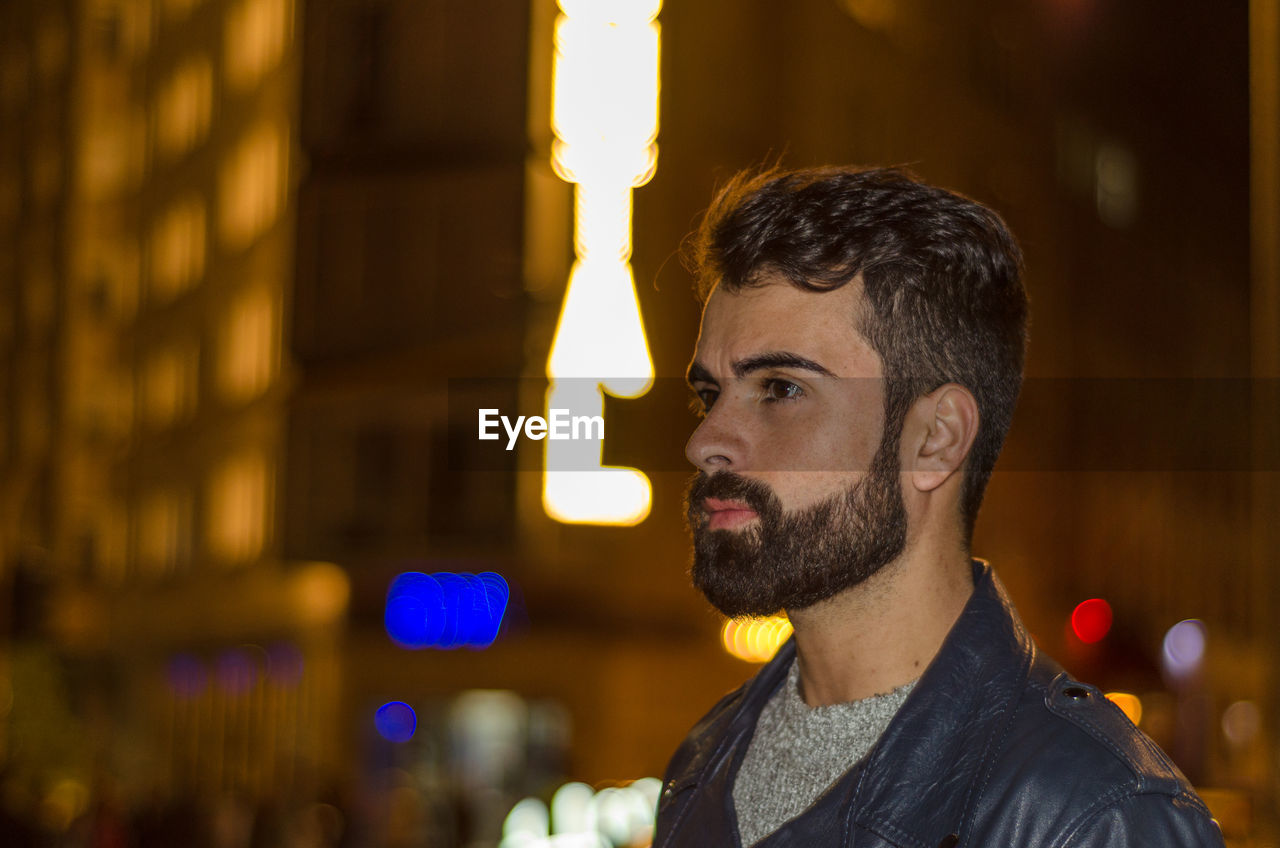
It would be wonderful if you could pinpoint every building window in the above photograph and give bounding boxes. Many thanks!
[224,0,291,92]
[161,0,202,24]
[217,285,278,403]
[34,16,69,83]
[155,55,213,160]
[218,122,284,252]
[119,0,153,61]
[142,342,197,428]
[149,195,206,300]
[81,107,133,198]
[138,488,191,576]
[206,452,269,564]
[103,235,141,323]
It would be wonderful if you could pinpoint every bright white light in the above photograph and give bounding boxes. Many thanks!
[504,798,550,840]
[630,777,662,813]
[573,182,634,262]
[551,783,596,836]
[552,18,659,162]
[544,0,660,526]
[591,787,650,846]
[1161,619,1206,679]
[547,262,652,393]
[543,469,651,526]
[503,779,661,848]
[541,382,651,525]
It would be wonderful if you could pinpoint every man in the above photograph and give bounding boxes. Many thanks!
[655,167,1223,847]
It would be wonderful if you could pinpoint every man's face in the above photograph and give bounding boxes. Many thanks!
[683,276,908,617]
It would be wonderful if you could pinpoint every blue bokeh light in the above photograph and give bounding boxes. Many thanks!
[374,701,417,743]
[385,571,509,649]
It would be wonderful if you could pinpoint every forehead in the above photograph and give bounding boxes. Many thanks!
[694,277,881,377]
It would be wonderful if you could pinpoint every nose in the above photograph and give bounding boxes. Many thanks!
[685,405,744,473]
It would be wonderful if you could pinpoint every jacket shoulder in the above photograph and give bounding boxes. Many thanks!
[974,660,1220,845]
[1022,668,1187,783]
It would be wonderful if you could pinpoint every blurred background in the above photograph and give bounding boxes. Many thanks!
[1,0,1277,845]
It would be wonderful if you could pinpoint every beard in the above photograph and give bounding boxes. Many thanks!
[683,435,908,618]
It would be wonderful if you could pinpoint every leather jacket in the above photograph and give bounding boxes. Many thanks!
[655,562,1224,847]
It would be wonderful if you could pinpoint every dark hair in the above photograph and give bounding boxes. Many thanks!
[688,166,1028,541]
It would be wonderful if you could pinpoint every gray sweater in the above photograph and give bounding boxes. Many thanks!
[732,659,916,847]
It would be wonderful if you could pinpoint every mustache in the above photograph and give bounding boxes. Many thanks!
[685,472,781,524]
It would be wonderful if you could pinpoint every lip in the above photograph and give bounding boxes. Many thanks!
[703,498,758,530]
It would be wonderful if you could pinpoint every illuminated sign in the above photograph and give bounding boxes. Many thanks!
[384,571,509,649]
[543,0,661,526]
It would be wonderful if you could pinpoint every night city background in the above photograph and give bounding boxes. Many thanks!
[1,0,1277,845]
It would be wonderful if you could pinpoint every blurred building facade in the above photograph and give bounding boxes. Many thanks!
[0,0,350,838]
[0,0,1274,845]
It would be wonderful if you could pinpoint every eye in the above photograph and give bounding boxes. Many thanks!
[689,387,719,417]
[760,378,803,403]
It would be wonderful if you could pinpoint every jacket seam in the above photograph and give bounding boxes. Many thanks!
[657,690,746,847]
[659,731,740,848]
[848,815,925,848]
[842,763,869,847]
[659,661,792,847]
[1048,683,1145,774]
[655,787,693,848]
[1058,785,1144,846]
[1059,788,1209,847]
[1048,683,1211,817]
[956,640,1036,840]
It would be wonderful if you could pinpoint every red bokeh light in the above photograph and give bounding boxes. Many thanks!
[1071,598,1113,643]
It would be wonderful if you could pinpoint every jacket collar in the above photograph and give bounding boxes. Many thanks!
[846,560,1037,846]
[661,561,1037,848]
[663,634,796,801]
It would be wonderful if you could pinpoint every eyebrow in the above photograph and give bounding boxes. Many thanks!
[686,351,835,385]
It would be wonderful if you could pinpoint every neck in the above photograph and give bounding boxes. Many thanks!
[787,539,974,706]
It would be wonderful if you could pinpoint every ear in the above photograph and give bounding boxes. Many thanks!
[906,384,979,493]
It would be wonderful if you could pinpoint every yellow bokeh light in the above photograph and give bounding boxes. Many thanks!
[206,452,268,564]
[722,617,793,663]
[1105,691,1143,726]
[543,0,660,526]
[217,121,284,251]
[217,286,279,403]
[155,55,212,159]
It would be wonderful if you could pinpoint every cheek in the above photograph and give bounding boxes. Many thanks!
[760,470,864,514]
[747,406,880,509]
[758,412,877,474]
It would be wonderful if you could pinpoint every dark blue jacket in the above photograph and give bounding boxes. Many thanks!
[655,562,1224,847]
